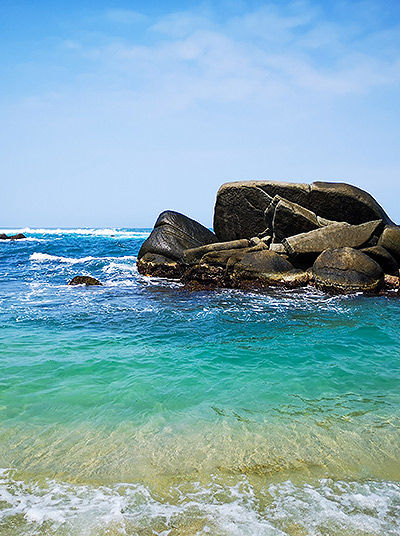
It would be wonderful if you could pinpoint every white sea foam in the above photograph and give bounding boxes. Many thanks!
[0,228,150,239]
[0,470,398,535]
[102,261,138,273]
[30,253,137,264]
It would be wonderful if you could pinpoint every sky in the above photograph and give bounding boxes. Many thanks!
[1,0,400,228]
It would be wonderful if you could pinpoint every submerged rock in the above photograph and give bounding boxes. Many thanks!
[68,276,102,286]
[312,248,383,293]
[0,233,26,240]
[138,211,217,267]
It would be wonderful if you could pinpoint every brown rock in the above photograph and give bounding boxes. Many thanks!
[214,180,392,241]
[136,252,184,279]
[360,246,398,276]
[68,276,102,286]
[283,220,382,259]
[312,248,383,293]
[378,225,400,261]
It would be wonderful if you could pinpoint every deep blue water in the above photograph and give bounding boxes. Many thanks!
[0,228,399,535]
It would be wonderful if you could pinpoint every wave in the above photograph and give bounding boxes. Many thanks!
[0,470,398,535]
[0,228,150,239]
[30,253,137,264]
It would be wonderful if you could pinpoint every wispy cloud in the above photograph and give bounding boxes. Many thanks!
[1,1,400,225]
[59,1,400,110]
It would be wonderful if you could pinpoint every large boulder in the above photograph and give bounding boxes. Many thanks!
[138,211,218,265]
[265,195,327,243]
[136,252,184,279]
[182,239,250,264]
[378,225,400,261]
[360,246,398,276]
[282,220,382,260]
[312,248,383,293]
[229,249,309,288]
[214,180,392,241]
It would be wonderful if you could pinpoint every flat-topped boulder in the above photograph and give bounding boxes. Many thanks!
[182,238,250,265]
[282,220,382,260]
[214,180,392,241]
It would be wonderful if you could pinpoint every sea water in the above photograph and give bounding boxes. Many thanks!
[0,228,399,535]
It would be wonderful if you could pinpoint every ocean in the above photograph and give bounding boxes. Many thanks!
[0,228,399,535]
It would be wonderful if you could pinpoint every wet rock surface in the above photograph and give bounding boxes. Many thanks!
[68,276,102,286]
[214,180,392,242]
[138,211,218,264]
[312,248,384,293]
[138,181,398,295]
[0,233,26,240]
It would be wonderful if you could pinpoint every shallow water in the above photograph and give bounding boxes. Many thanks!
[0,228,399,535]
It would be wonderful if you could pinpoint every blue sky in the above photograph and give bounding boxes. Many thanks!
[1,0,400,227]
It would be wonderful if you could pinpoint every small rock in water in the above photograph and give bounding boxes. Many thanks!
[0,233,26,240]
[68,276,102,286]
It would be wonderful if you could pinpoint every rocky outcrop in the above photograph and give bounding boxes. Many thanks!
[228,249,309,289]
[265,196,334,243]
[68,276,102,286]
[282,220,382,260]
[182,239,250,265]
[360,246,398,276]
[138,210,217,275]
[181,244,308,290]
[214,181,392,242]
[312,248,384,293]
[139,180,397,295]
[378,225,400,261]
[0,233,26,240]
[137,252,184,279]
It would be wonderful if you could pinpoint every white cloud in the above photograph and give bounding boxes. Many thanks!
[61,2,400,111]
[2,1,400,225]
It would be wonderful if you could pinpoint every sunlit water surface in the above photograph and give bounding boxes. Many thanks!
[0,228,399,535]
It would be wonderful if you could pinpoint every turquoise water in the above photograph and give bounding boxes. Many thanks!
[0,228,400,535]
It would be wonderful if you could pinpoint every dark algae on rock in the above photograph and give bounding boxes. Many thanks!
[137,180,399,295]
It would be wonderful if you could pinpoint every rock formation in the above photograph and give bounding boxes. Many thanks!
[68,276,102,286]
[137,210,218,278]
[137,181,399,294]
[0,233,26,240]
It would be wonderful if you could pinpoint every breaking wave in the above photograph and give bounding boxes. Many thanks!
[0,470,399,535]
[30,252,137,264]
[0,228,150,239]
